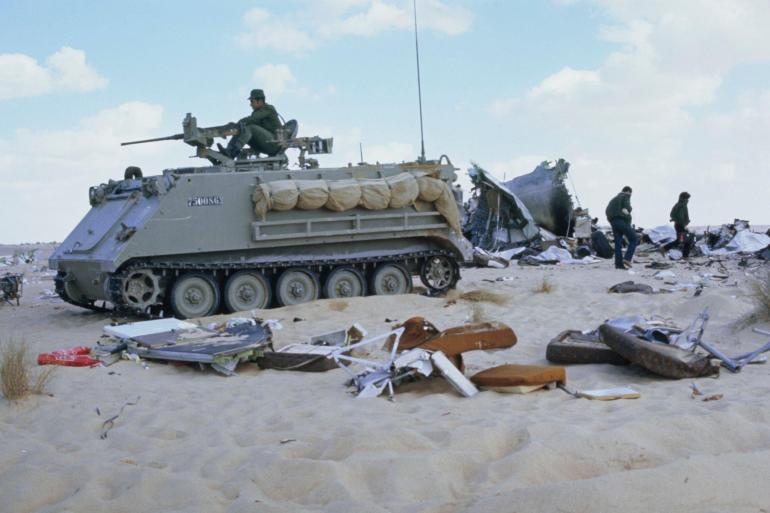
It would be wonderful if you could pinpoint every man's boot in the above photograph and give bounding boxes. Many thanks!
[217,139,243,159]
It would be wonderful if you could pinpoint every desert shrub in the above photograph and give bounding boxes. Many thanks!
[751,271,770,319]
[458,289,508,305]
[1,339,54,402]
[533,277,554,294]
[467,303,487,323]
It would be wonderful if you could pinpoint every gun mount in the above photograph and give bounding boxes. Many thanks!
[122,113,333,169]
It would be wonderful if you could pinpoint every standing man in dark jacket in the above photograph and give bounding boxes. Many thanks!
[670,191,692,258]
[219,88,282,158]
[605,186,637,269]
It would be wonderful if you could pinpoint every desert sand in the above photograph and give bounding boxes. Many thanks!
[2,244,770,513]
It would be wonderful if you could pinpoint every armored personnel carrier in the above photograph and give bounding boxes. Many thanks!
[50,114,472,318]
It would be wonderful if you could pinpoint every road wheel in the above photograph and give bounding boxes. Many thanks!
[276,268,320,306]
[369,263,412,296]
[323,267,366,298]
[122,269,163,312]
[169,273,221,319]
[223,271,272,312]
[419,255,458,292]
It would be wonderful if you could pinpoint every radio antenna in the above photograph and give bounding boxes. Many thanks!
[413,0,426,163]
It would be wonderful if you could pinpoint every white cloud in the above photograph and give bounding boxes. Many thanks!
[236,8,316,53]
[487,1,770,227]
[237,1,471,55]
[529,67,600,99]
[0,102,193,243]
[251,64,296,95]
[0,47,107,101]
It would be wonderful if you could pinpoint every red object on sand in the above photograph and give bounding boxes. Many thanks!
[37,347,100,367]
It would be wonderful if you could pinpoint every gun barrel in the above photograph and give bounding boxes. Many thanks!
[121,134,184,146]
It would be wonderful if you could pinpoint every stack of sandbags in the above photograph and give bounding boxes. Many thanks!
[296,180,329,210]
[358,178,391,210]
[326,179,361,211]
[251,172,462,234]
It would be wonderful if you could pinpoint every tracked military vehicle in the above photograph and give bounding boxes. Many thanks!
[50,114,472,318]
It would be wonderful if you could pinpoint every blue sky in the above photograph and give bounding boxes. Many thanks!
[1,0,769,243]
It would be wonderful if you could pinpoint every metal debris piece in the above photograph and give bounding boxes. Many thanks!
[599,324,719,379]
[125,322,271,375]
[670,307,709,351]
[430,351,478,397]
[608,281,655,294]
[465,164,540,250]
[328,327,476,400]
[99,396,141,440]
[503,159,575,237]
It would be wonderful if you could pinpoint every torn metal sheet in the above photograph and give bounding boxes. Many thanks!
[256,325,366,372]
[126,323,270,375]
[430,351,478,397]
[465,164,540,250]
[503,159,575,236]
[104,318,197,339]
[328,327,477,400]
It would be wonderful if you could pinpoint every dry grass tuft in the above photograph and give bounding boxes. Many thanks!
[467,303,488,324]
[327,300,349,312]
[750,271,770,319]
[533,276,554,294]
[1,339,54,402]
[457,289,508,305]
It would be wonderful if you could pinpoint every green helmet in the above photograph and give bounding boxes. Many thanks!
[248,88,265,100]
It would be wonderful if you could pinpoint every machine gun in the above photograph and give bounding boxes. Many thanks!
[121,113,333,169]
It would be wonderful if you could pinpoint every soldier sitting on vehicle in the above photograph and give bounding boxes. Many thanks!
[218,89,283,158]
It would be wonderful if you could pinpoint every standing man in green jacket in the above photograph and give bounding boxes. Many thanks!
[605,186,637,269]
[670,191,692,258]
[219,89,282,158]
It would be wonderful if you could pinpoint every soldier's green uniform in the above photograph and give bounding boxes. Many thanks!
[670,192,692,258]
[669,199,690,228]
[605,191,632,223]
[222,89,282,157]
[605,187,637,269]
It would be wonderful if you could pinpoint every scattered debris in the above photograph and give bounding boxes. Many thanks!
[256,325,365,372]
[105,318,197,339]
[599,324,719,379]
[546,329,628,365]
[396,317,516,355]
[470,364,566,394]
[327,319,516,400]
[37,346,101,367]
[559,384,641,400]
[100,396,141,439]
[608,281,655,294]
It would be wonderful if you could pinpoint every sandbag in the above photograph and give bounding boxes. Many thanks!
[325,179,361,212]
[386,173,419,208]
[252,183,272,221]
[358,178,391,210]
[434,184,462,234]
[296,180,329,210]
[270,180,299,211]
[416,175,445,202]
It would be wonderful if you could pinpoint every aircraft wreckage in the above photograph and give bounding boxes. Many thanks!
[463,159,588,251]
